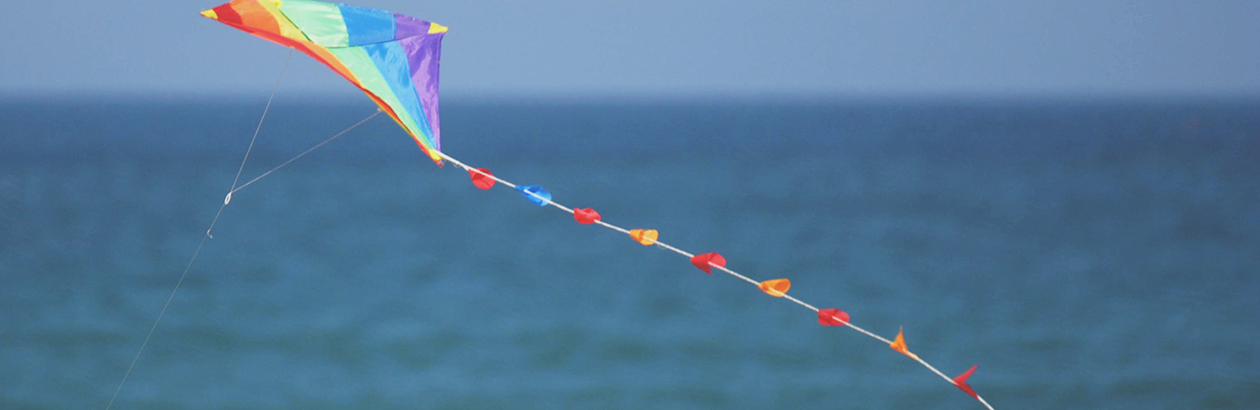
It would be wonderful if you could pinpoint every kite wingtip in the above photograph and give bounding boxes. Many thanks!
[200,9,218,20]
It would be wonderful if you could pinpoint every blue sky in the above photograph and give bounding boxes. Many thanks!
[1,0,1257,97]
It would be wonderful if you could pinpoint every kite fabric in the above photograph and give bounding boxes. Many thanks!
[198,2,998,409]
[201,0,446,165]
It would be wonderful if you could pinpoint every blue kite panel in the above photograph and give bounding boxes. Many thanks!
[339,3,396,45]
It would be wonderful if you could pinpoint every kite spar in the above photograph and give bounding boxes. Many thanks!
[107,1,997,408]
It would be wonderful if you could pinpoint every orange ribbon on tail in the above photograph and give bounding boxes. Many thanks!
[758,279,791,297]
[628,229,658,245]
[890,327,918,359]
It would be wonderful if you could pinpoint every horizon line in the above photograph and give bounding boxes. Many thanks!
[3,88,1259,103]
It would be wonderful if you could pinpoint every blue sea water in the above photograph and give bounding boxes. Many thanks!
[1,96,1258,409]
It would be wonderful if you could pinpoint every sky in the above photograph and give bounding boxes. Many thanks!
[1,0,1257,98]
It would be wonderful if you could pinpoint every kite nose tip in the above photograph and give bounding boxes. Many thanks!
[200,9,218,20]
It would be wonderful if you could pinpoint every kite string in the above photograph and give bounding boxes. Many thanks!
[229,49,294,195]
[437,151,995,410]
[229,110,383,196]
[108,107,381,409]
[104,52,295,410]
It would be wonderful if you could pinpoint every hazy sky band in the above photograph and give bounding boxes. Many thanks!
[0,0,1256,97]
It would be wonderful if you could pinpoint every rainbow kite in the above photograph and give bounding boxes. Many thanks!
[107,1,998,408]
[200,0,446,164]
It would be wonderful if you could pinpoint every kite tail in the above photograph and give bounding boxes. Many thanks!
[436,151,997,410]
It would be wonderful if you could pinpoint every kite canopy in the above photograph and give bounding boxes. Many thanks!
[201,0,447,164]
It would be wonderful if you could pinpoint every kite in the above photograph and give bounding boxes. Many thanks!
[198,0,447,164]
[102,1,999,409]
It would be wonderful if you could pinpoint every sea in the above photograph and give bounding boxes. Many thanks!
[1,96,1257,409]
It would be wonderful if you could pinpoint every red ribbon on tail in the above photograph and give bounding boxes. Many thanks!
[953,364,980,399]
